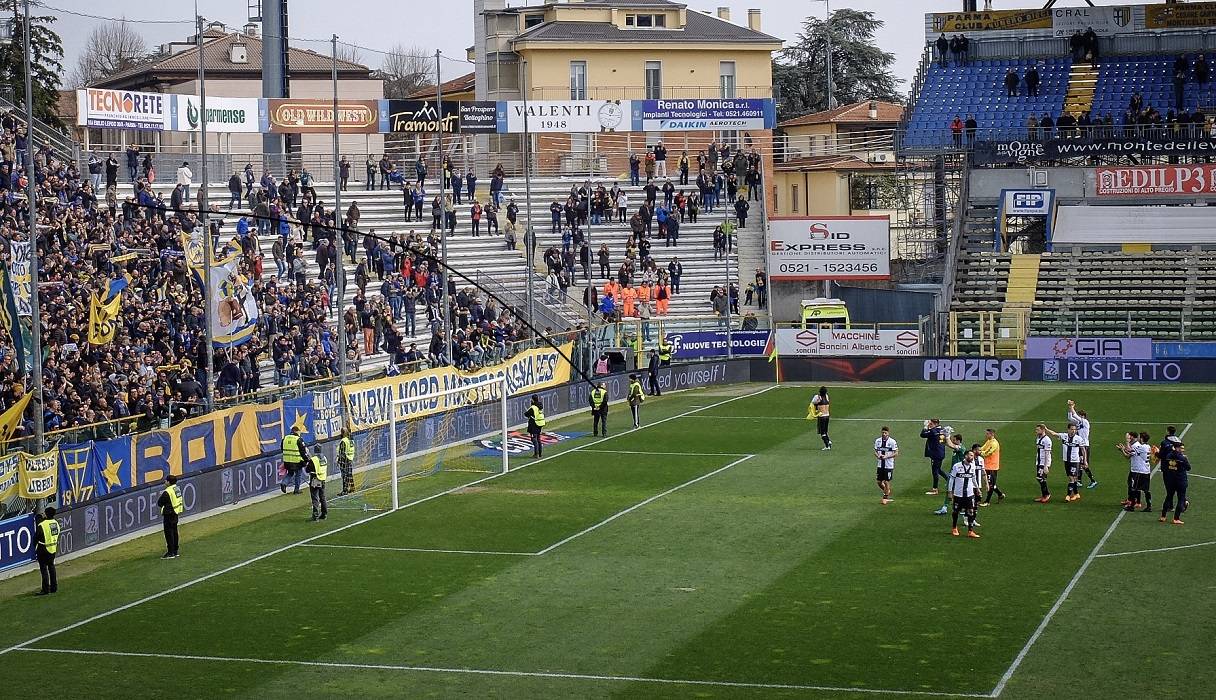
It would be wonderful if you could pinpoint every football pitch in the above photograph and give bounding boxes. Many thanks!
[2,383,1213,699]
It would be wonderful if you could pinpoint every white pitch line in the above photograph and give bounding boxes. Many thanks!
[990,421,1193,698]
[535,454,755,556]
[15,647,990,698]
[682,416,1191,425]
[300,543,537,556]
[1190,473,1216,480]
[577,449,751,457]
[1095,541,1216,559]
[0,385,775,659]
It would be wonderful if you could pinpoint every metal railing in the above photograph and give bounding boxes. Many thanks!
[0,97,80,162]
[921,29,1216,63]
[775,130,896,163]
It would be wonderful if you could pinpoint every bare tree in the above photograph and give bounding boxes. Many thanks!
[381,44,435,99]
[334,43,364,68]
[69,20,147,88]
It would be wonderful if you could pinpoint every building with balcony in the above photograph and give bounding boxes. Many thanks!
[474,0,782,175]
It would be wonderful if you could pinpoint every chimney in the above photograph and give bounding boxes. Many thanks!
[716,7,730,22]
[869,101,878,120]
[747,9,761,31]
[243,22,258,37]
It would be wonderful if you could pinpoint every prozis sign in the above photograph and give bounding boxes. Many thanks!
[1095,165,1216,196]
[767,216,891,281]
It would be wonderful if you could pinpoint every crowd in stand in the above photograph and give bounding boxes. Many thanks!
[1,112,766,440]
[943,50,1214,146]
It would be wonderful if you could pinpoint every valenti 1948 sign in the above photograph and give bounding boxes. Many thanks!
[767,216,891,281]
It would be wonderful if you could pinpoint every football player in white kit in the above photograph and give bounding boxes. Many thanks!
[874,427,899,505]
[1033,424,1053,503]
[1067,400,1098,488]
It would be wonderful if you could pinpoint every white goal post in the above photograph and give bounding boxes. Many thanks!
[387,376,510,510]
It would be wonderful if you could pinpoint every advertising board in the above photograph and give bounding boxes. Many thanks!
[498,100,629,133]
[1025,337,1153,360]
[631,99,775,131]
[261,99,386,134]
[1094,164,1216,196]
[664,331,770,359]
[0,513,35,571]
[171,95,261,133]
[767,217,891,281]
[775,328,920,357]
[76,89,170,130]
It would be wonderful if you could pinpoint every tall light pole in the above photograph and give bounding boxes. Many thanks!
[436,50,455,367]
[815,0,836,110]
[197,14,215,410]
[331,34,348,390]
[20,0,44,450]
[521,59,536,334]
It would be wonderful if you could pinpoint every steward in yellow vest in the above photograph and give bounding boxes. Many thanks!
[589,383,609,437]
[306,454,329,522]
[158,474,183,559]
[525,395,546,458]
[280,426,309,495]
[35,507,60,595]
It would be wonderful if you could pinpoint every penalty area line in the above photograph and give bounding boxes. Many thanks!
[1095,541,1216,559]
[15,647,991,697]
[989,421,1193,698]
[300,544,537,556]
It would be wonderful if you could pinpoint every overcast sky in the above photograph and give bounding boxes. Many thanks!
[50,0,1127,94]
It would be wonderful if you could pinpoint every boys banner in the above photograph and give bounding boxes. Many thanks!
[344,343,575,430]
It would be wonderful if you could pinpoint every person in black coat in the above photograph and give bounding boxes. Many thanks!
[936,34,949,67]
[734,196,749,229]
[1025,65,1040,97]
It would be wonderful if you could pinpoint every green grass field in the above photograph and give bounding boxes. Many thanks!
[2,382,1214,699]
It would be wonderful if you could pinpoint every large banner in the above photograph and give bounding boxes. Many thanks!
[19,447,59,499]
[1094,164,1216,196]
[631,98,776,132]
[58,442,102,508]
[929,9,1053,34]
[210,253,260,347]
[1051,6,1134,37]
[974,135,1216,164]
[664,330,771,359]
[767,216,891,281]
[0,452,20,501]
[0,513,35,571]
[1025,337,1153,360]
[344,343,575,430]
[260,99,387,134]
[9,240,31,317]
[283,387,343,442]
[775,328,921,357]
[76,88,171,130]
[171,95,261,133]
[1145,1,1216,29]
[498,100,628,133]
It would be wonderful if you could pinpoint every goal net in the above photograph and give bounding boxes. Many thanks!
[330,378,510,512]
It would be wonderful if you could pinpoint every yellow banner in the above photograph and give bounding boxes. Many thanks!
[931,9,1052,33]
[0,453,19,500]
[344,343,575,431]
[88,290,122,345]
[19,446,59,499]
[131,402,283,483]
[0,392,32,444]
[1145,2,1216,29]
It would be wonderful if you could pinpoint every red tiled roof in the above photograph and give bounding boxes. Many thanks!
[778,101,904,128]
[409,72,476,100]
[94,31,372,88]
